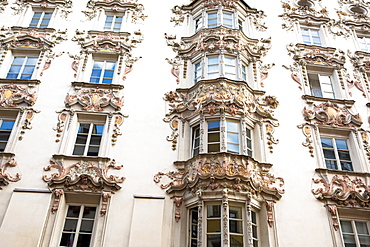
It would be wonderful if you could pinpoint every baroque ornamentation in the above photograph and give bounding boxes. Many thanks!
[312,170,370,208]
[337,0,370,25]
[303,101,362,128]
[51,189,64,213]
[111,114,126,146]
[53,109,73,142]
[43,159,125,192]
[265,201,275,227]
[154,153,284,197]
[297,123,315,157]
[348,51,370,94]
[0,0,8,13]
[0,26,67,51]
[19,108,40,141]
[82,0,147,22]
[359,130,370,161]
[173,197,183,222]
[165,26,272,60]
[65,87,124,112]
[12,0,73,18]
[163,79,279,149]
[282,63,302,89]
[326,204,340,231]
[0,84,37,107]
[0,159,21,188]
[259,63,275,87]
[165,57,181,84]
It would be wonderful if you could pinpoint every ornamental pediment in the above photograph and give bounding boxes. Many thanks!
[43,157,125,193]
[11,0,72,17]
[303,99,362,128]
[312,168,370,208]
[349,51,370,71]
[164,79,278,123]
[0,79,39,107]
[83,0,147,22]
[154,152,284,200]
[166,27,271,60]
[0,26,67,51]
[72,30,143,54]
[337,0,370,25]
[287,43,346,68]
[65,83,124,112]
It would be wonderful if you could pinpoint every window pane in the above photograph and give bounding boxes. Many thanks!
[321,138,333,148]
[207,205,221,218]
[323,149,336,159]
[230,235,243,247]
[252,225,258,238]
[83,206,96,219]
[60,233,75,246]
[229,221,243,234]
[67,206,81,217]
[229,207,242,219]
[90,69,102,78]
[325,160,338,170]
[72,146,85,155]
[227,121,238,132]
[356,222,369,234]
[208,143,220,152]
[26,57,38,65]
[207,219,221,232]
[63,219,78,231]
[0,142,6,152]
[1,120,14,130]
[207,235,221,247]
[341,221,353,233]
[227,143,239,153]
[79,124,90,134]
[341,161,353,171]
[93,124,104,135]
[76,234,92,247]
[338,150,351,161]
[89,135,102,145]
[208,133,220,142]
[87,146,99,156]
[208,122,220,131]
[75,135,88,144]
[336,140,349,150]
[227,133,239,144]
[80,220,94,233]
[343,235,356,246]
[359,236,370,247]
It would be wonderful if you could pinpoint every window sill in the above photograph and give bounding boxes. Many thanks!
[302,95,355,105]
[11,26,56,33]
[315,167,370,176]
[71,81,124,90]
[0,78,41,86]
[52,154,111,164]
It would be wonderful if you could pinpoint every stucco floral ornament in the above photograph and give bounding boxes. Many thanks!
[0,159,21,188]
[0,84,37,107]
[65,88,124,111]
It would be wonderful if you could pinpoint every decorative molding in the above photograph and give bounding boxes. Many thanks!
[40,51,64,76]
[0,26,67,51]
[43,158,125,193]
[303,100,362,128]
[266,123,279,153]
[348,51,370,94]
[259,63,275,87]
[286,43,346,69]
[163,79,279,149]
[312,169,370,208]
[12,0,73,18]
[19,108,40,140]
[165,57,181,84]
[154,152,284,199]
[100,191,111,216]
[265,200,275,227]
[65,87,124,112]
[51,188,64,213]
[53,109,73,142]
[0,158,21,189]
[0,0,8,13]
[336,0,370,28]
[173,197,183,222]
[170,5,184,26]
[0,84,37,107]
[222,189,229,245]
[359,129,370,162]
[82,0,147,22]
[297,123,315,157]
[282,63,302,89]
[165,26,271,61]
[326,204,340,231]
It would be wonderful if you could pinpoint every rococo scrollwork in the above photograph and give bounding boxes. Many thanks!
[43,158,125,215]
[154,152,284,224]
[11,0,73,18]
[0,159,21,189]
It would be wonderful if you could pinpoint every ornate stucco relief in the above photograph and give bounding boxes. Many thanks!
[163,79,279,151]
[82,0,147,22]
[12,0,73,18]
[154,152,284,225]
[71,30,142,80]
[337,0,370,29]
[0,158,21,189]
[43,157,125,215]
[0,0,8,13]
[348,51,370,96]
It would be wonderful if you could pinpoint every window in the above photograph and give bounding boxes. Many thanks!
[358,36,370,52]
[207,56,219,79]
[73,123,104,156]
[59,205,97,247]
[321,138,353,171]
[308,73,335,98]
[224,57,236,80]
[241,64,247,81]
[0,119,15,152]
[192,125,200,156]
[90,61,116,84]
[206,204,222,245]
[251,211,259,247]
[301,28,322,46]
[238,19,243,32]
[195,16,202,32]
[29,11,52,28]
[194,61,202,83]
[191,119,252,156]
[207,120,240,153]
[189,208,198,247]
[207,11,234,29]
[6,56,38,79]
[340,220,370,247]
[229,206,244,246]
[104,15,123,32]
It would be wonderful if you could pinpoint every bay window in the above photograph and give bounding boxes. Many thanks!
[206,11,235,29]
[193,55,239,82]
[104,15,123,32]
[191,118,253,157]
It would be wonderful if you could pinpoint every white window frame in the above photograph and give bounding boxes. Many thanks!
[206,10,235,29]
[29,10,53,28]
[89,59,117,84]
[59,204,98,247]
[190,118,254,156]
[104,14,124,32]
[301,27,323,46]
[308,73,335,99]
[0,111,18,153]
[339,219,370,247]
[6,54,39,80]
[357,36,370,52]
[72,123,105,157]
